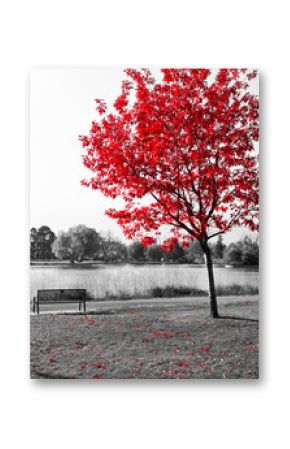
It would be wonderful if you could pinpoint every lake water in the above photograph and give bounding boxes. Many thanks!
[30,264,259,300]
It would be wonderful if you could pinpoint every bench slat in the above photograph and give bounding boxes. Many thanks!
[37,299,85,303]
[37,289,86,301]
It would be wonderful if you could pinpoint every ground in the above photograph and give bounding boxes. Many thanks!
[30,296,259,379]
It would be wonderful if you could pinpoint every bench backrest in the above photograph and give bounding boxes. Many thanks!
[37,289,86,301]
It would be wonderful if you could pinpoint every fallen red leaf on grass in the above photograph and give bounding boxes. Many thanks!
[200,347,209,353]
[244,345,255,353]
[143,338,150,344]
[178,361,191,368]
[151,331,176,338]
[48,358,56,363]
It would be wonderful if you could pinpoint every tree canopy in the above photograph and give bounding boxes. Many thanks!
[52,225,101,263]
[80,68,259,250]
[30,226,55,260]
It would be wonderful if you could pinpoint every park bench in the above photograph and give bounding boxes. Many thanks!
[33,289,87,314]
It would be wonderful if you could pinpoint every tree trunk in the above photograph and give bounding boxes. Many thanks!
[200,239,219,318]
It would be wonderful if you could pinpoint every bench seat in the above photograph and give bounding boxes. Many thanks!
[33,289,87,314]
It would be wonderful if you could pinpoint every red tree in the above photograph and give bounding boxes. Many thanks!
[80,68,259,318]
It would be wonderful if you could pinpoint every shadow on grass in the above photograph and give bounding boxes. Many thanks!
[32,370,73,379]
[217,315,258,323]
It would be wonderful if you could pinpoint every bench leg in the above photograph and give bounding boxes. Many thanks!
[79,301,81,312]
[83,300,86,313]
[37,301,40,315]
[33,297,36,314]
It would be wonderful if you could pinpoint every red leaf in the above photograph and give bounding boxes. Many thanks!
[178,361,190,368]
[200,347,209,353]
[151,331,176,338]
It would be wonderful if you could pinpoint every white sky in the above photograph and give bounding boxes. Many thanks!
[30,68,258,243]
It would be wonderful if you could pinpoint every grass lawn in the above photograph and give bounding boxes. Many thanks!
[30,296,259,379]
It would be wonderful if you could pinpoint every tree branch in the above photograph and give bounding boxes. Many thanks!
[150,192,197,237]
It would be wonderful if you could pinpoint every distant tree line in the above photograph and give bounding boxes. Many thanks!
[30,225,259,266]
[30,226,56,260]
[224,236,259,266]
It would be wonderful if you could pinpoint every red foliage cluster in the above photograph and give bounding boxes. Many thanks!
[80,68,259,248]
